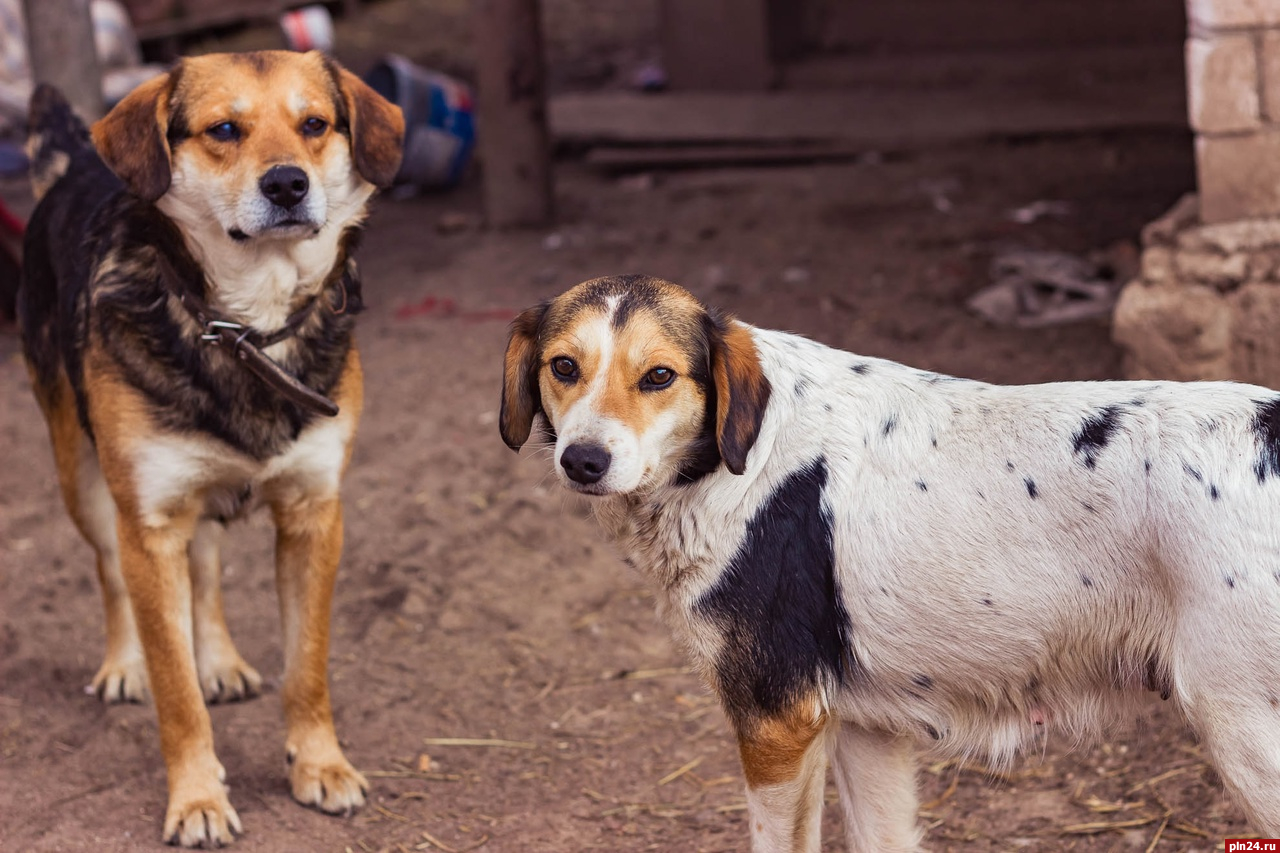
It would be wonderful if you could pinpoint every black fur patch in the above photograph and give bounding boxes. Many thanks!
[1253,398,1280,483]
[1072,405,1122,470]
[696,458,856,724]
[20,128,361,459]
[1025,478,1038,499]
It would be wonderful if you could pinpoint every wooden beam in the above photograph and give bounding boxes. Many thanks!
[473,0,553,227]
[22,0,103,121]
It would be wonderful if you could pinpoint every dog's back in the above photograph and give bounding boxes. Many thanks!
[19,85,129,408]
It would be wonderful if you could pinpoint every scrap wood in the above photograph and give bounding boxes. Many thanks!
[415,833,489,853]
[1145,814,1171,853]
[1061,815,1160,835]
[657,756,703,786]
[365,769,462,781]
[584,142,869,172]
[1073,793,1147,814]
[1128,763,1206,793]
[422,737,536,750]
[374,804,413,823]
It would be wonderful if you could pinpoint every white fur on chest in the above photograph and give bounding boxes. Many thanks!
[130,410,355,526]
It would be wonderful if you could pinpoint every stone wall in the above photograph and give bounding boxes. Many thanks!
[1186,0,1280,222]
[1113,194,1280,384]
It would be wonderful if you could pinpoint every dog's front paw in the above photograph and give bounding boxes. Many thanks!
[287,744,368,815]
[162,774,242,847]
[88,655,148,704]
[197,651,263,705]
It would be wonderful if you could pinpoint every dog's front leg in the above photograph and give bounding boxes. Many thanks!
[117,509,241,847]
[271,494,368,814]
[827,722,923,852]
[736,708,831,853]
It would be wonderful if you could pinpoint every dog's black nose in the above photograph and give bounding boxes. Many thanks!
[561,443,611,485]
[259,165,309,209]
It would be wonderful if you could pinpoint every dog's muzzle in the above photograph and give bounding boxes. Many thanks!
[561,442,611,486]
[259,165,309,210]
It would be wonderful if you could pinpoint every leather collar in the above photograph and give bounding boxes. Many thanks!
[160,257,344,418]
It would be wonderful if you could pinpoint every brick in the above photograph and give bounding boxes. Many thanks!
[1187,0,1280,29]
[1264,31,1280,120]
[1113,281,1233,381]
[1140,246,1177,282]
[1178,216,1280,252]
[1230,283,1280,384]
[1186,34,1261,133]
[1175,248,1249,288]
[1196,131,1280,223]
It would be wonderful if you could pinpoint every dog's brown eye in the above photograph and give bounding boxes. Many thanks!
[550,357,578,381]
[302,117,328,137]
[206,121,240,142]
[642,367,675,389]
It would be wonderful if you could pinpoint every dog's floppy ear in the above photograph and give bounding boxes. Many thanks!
[707,310,771,475]
[91,72,174,202]
[325,56,405,189]
[500,302,550,451]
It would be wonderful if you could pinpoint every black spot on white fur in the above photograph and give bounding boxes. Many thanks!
[883,416,897,437]
[1183,463,1203,483]
[1025,478,1038,499]
[696,458,856,724]
[1072,405,1122,470]
[1253,397,1280,483]
[850,362,870,375]
[915,480,928,492]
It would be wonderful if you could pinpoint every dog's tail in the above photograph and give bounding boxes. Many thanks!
[26,84,93,203]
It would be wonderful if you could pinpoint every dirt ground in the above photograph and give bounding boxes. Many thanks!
[2,124,1265,852]
[0,3,1261,849]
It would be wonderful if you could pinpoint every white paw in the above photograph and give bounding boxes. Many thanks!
[162,774,242,847]
[87,655,148,704]
[288,747,368,816]
[197,652,263,704]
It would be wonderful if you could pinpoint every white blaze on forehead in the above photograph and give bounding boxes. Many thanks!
[288,89,310,115]
[230,97,250,114]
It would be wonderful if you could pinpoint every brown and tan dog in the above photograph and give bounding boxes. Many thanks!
[18,51,403,846]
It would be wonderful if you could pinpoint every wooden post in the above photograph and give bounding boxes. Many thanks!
[473,0,553,227]
[22,0,104,121]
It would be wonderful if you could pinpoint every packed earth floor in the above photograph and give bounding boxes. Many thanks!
[0,131,1257,851]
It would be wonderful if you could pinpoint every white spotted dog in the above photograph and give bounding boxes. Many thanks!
[500,275,1280,852]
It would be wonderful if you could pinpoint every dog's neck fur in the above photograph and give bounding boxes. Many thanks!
[156,189,372,336]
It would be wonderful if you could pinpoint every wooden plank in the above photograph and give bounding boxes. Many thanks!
[816,0,1184,52]
[550,85,1187,149]
[474,0,553,227]
[585,142,868,171]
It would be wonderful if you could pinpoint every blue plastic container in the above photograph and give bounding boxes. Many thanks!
[364,55,475,189]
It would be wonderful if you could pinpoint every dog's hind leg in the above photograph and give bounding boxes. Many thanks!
[37,377,147,702]
[189,518,262,704]
[736,704,830,853]
[1173,606,1280,834]
[827,722,923,853]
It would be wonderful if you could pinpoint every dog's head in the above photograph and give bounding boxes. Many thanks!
[91,50,404,242]
[501,276,772,495]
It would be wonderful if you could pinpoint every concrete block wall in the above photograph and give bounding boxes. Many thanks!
[1187,0,1280,222]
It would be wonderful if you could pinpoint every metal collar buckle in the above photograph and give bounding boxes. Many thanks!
[201,318,245,343]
